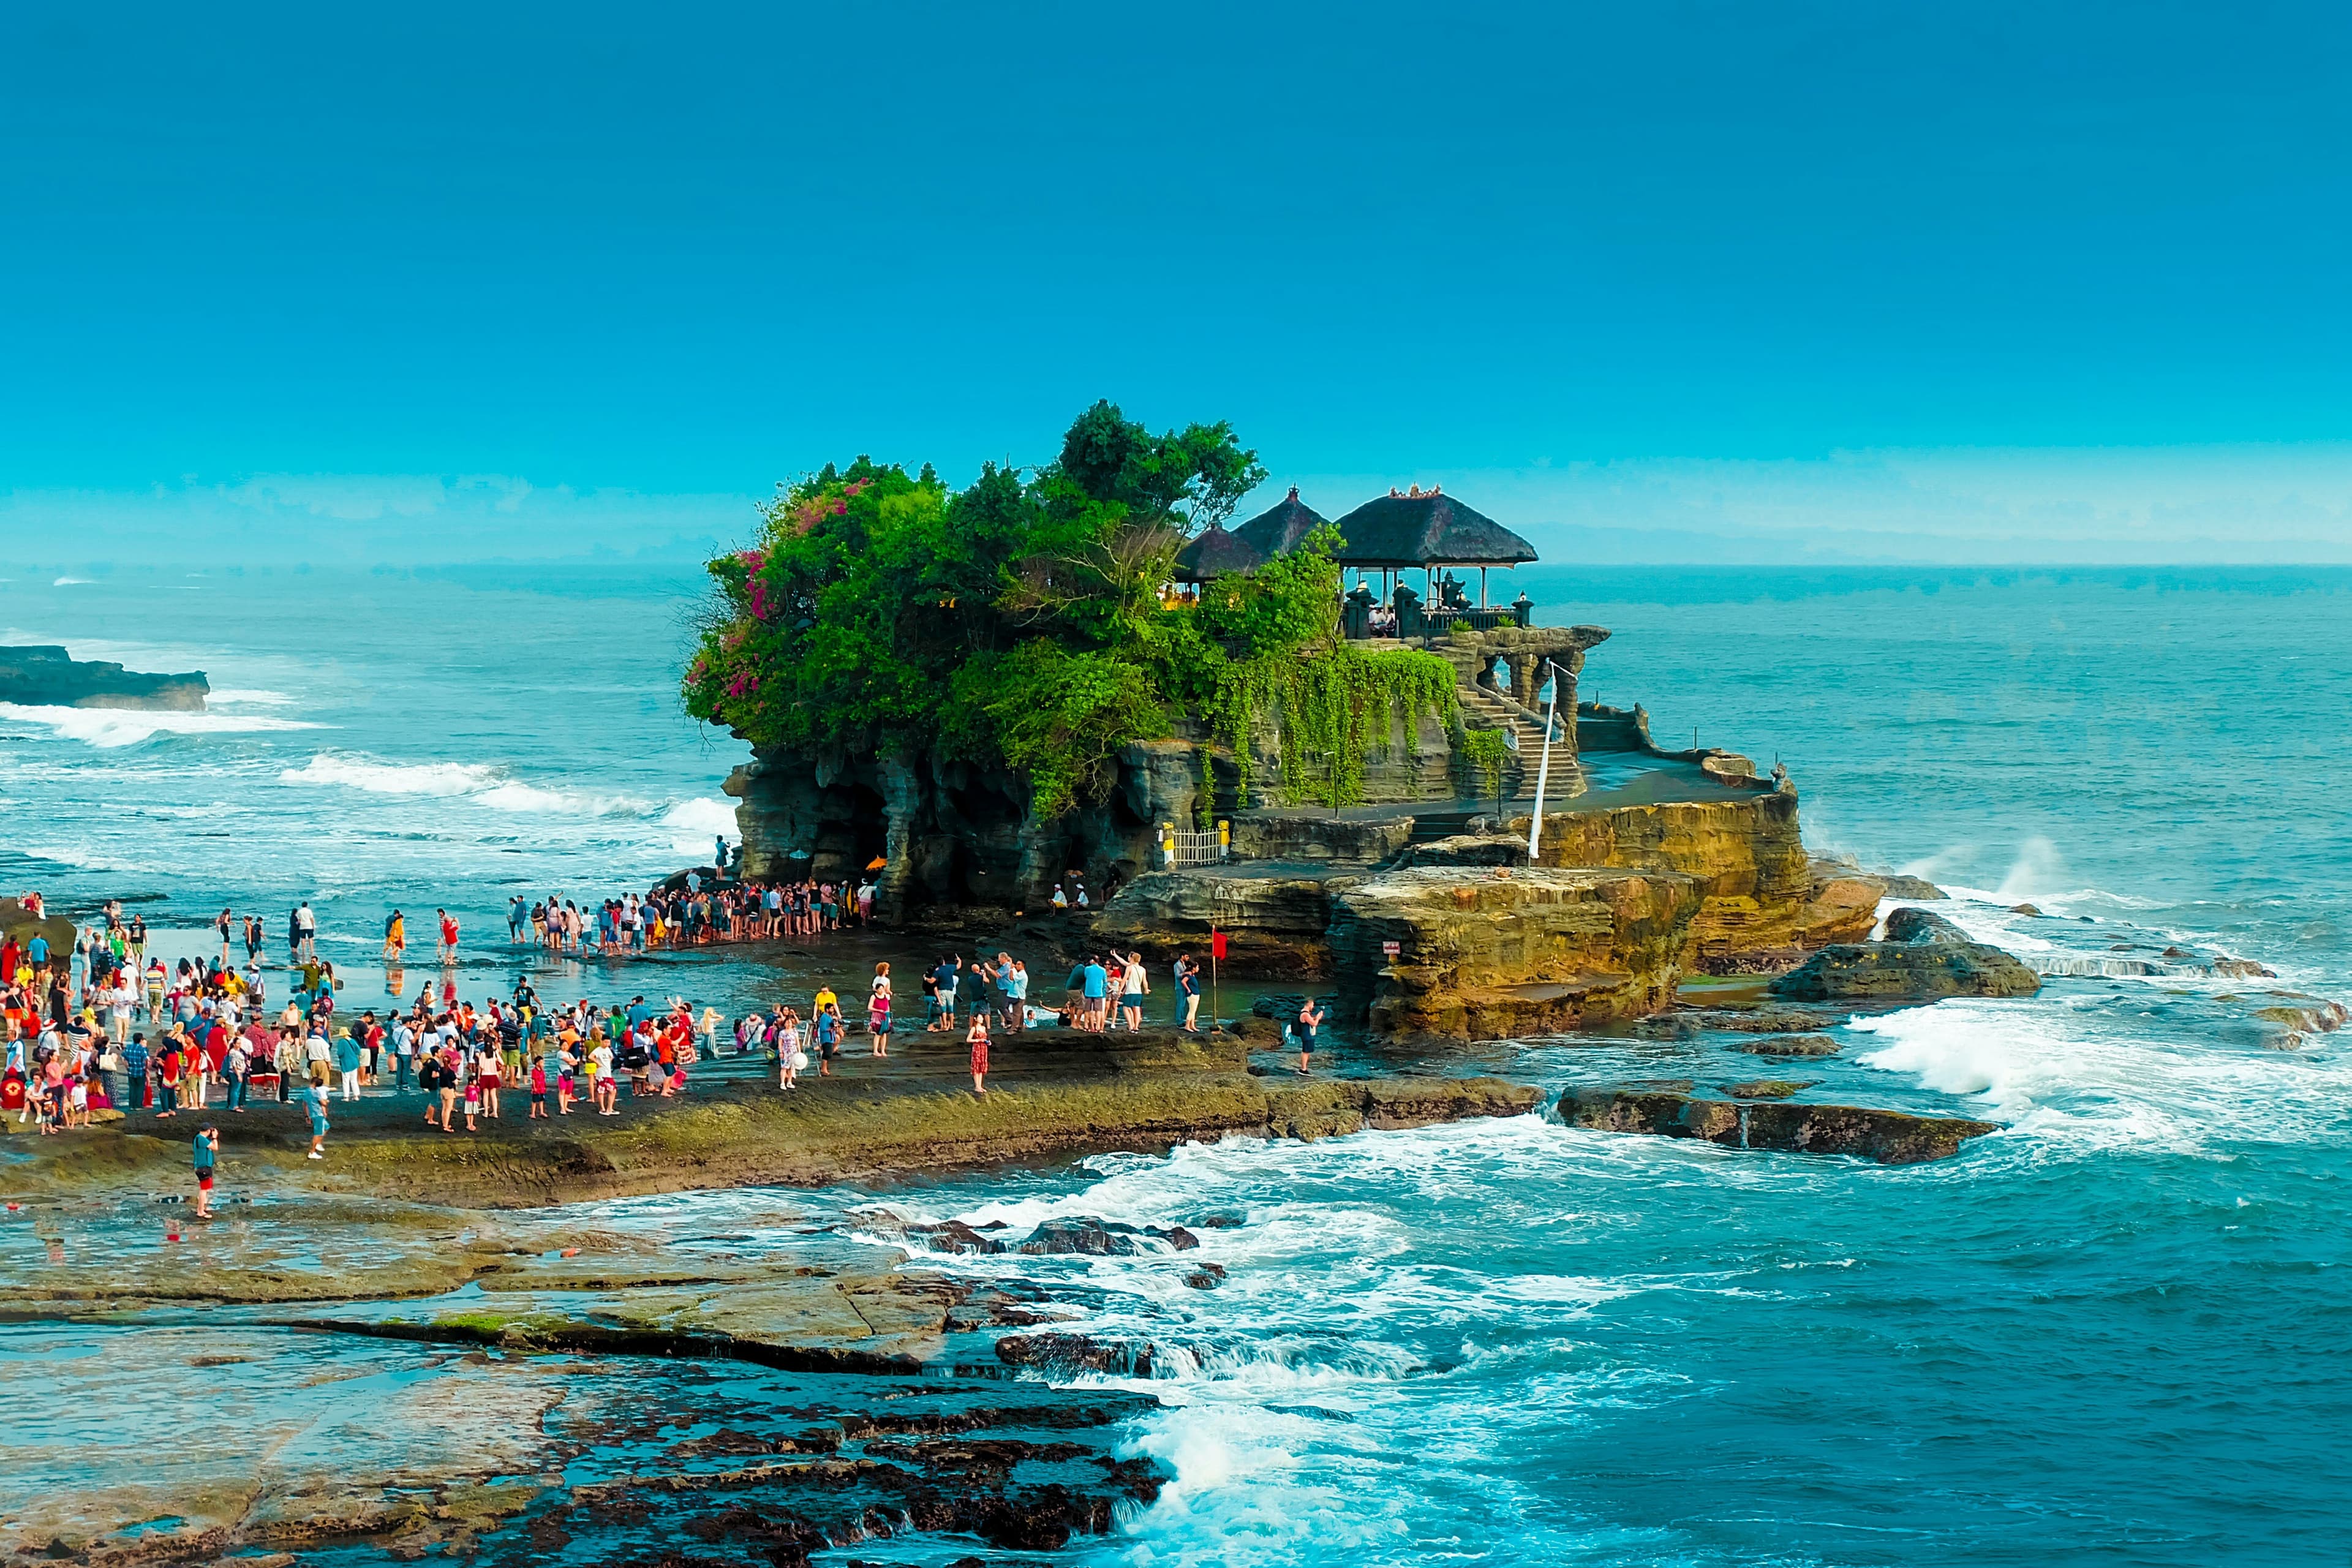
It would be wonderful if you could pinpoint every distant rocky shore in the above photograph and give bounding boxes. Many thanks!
[0,644,209,710]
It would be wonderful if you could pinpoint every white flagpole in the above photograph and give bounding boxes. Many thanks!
[1526,660,1557,859]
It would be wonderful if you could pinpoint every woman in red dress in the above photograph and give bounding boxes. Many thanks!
[966,1016,990,1098]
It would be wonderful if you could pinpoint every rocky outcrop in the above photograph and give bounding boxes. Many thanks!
[1092,867,1342,969]
[1513,791,1882,972]
[1724,1079,1817,1099]
[0,644,208,710]
[1560,1086,2000,1164]
[2249,993,2348,1049]
[1770,905,2041,1003]
[2,897,73,959]
[1329,865,1702,1041]
[1740,1033,1840,1057]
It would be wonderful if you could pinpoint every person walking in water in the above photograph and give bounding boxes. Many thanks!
[383,910,405,961]
[435,909,459,965]
[967,1012,990,1097]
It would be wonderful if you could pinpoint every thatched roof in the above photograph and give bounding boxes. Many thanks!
[1173,522,1266,583]
[1327,489,1537,567]
[1232,486,1331,557]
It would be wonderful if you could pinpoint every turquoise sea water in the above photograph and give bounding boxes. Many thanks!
[4,565,2349,1564]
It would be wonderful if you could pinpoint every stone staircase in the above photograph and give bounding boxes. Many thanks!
[1455,684,1542,797]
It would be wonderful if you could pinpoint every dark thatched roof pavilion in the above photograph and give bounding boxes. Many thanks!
[1327,489,1538,568]
[1172,522,1266,584]
[1232,486,1332,558]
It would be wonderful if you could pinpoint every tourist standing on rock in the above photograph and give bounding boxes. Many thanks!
[192,1123,219,1216]
[967,1012,990,1097]
[869,965,892,1058]
[216,909,234,967]
[1294,997,1324,1076]
[333,1028,362,1101]
[1175,954,1200,1031]
[1120,952,1149,1031]
[295,902,317,963]
[813,997,840,1076]
[222,1033,249,1112]
[1080,956,1109,1031]
[778,1009,804,1090]
[1000,957,1029,1032]
[420,1049,453,1129]
[590,1033,618,1114]
[304,1066,330,1158]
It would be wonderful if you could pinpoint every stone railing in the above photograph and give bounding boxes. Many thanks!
[1342,594,1534,640]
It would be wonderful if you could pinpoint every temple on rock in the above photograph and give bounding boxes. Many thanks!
[727,479,1743,924]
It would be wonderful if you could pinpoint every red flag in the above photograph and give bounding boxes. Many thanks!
[1210,930,1227,961]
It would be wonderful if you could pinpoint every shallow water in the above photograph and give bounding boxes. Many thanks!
[5,565,2350,1563]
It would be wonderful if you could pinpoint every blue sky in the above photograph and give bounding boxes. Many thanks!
[6,2,2350,562]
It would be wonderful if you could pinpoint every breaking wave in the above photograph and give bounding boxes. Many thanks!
[279,752,734,851]
[0,703,322,749]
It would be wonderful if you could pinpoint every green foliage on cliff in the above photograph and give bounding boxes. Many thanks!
[685,402,1460,818]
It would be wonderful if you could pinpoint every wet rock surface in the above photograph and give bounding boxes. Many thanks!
[1723,1079,1817,1100]
[1560,1085,2001,1164]
[0,1193,1172,1566]
[1740,1033,1842,1058]
[1769,907,2041,1003]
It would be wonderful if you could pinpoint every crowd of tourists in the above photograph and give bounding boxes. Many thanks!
[4,881,1328,1184]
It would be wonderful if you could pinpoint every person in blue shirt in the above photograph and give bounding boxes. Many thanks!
[26,932,50,971]
[1080,957,1109,1033]
[192,1123,219,1217]
[331,1028,363,1101]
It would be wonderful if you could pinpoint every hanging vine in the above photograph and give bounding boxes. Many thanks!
[1450,723,1508,802]
[1204,642,1460,809]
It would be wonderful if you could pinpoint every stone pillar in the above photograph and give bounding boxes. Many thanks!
[875,755,923,925]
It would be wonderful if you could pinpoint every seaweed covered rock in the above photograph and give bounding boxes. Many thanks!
[1768,908,2040,1003]
[1559,1086,1999,1164]
[1740,1033,1841,1058]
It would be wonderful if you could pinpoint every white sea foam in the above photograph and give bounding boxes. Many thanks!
[277,752,738,851]
[51,576,91,587]
[1849,998,2352,1153]
[0,703,322,749]
[206,688,295,707]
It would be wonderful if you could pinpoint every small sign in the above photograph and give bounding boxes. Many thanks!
[1382,940,1401,958]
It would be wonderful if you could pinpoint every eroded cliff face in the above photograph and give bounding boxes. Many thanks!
[726,692,1480,914]
[1330,866,1702,1042]
[1517,787,1882,970]
[727,740,1199,915]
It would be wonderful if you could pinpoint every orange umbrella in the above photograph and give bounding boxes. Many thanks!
[865,856,888,871]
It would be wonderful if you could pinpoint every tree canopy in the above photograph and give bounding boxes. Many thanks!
[684,402,1459,818]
